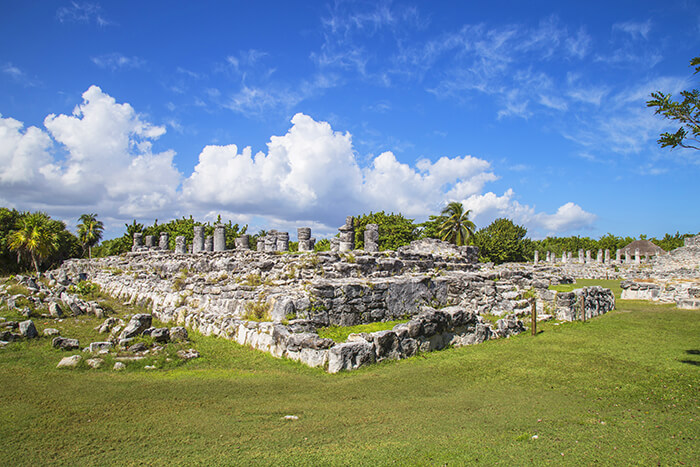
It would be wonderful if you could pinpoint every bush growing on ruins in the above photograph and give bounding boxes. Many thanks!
[473,218,530,264]
[353,211,419,250]
[314,239,330,252]
[68,280,100,298]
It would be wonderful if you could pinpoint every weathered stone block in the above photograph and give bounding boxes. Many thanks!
[327,340,375,373]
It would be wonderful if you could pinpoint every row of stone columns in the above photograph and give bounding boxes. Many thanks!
[534,248,656,265]
[133,224,251,254]
[133,218,384,254]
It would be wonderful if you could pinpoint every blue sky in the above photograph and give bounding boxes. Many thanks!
[1,0,698,240]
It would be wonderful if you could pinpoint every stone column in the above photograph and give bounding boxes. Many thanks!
[624,250,630,264]
[204,235,213,252]
[585,250,591,263]
[604,249,610,263]
[213,224,226,252]
[175,236,187,254]
[132,233,144,252]
[578,249,584,263]
[533,251,539,264]
[144,235,155,249]
[192,226,205,254]
[235,234,250,250]
[265,230,277,252]
[545,251,550,262]
[616,249,621,263]
[298,228,313,252]
[276,231,289,252]
[634,248,640,264]
[330,237,340,252]
[364,223,379,252]
[567,251,573,263]
[159,232,169,250]
[596,249,603,263]
[338,216,355,252]
[561,252,567,264]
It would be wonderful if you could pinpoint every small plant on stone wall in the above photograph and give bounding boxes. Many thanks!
[243,298,271,321]
[243,273,269,287]
[172,269,190,291]
[522,288,536,300]
[175,291,191,308]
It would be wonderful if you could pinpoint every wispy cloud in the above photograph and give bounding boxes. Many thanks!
[91,53,145,71]
[612,20,652,40]
[2,62,40,87]
[57,2,111,27]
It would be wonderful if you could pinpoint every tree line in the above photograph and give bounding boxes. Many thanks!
[0,205,697,275]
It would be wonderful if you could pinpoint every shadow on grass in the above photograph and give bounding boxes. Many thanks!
[679,349,700,366]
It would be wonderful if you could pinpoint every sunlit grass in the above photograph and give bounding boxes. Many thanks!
[0,277,698,465]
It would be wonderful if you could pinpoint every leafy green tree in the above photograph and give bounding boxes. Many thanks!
[8,212,59,275]
[530,235,598,257]
[650,232,690,251]
[353,211,419,251]
[438,202,476,246]
[418,214,446,239]
[0,208,23,273]
[249,230,267,251]
[473,218,529,264]
[77,213,104,259]
[647,56,700,150]
[314,238,330,252]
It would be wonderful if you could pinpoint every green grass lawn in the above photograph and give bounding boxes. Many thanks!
[1,280,698,465]
[317,319,409,342]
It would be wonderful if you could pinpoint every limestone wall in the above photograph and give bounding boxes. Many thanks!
[554,286,616,321]
[620,279,700,309]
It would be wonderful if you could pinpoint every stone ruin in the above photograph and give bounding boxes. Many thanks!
[364,224,379,252]
[338,216,355,252]
[54,217,622,373]
[297,228,315,252]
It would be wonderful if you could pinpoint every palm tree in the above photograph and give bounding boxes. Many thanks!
[439,202,476,246]
[8,212,59,275]
[77,213,104,259]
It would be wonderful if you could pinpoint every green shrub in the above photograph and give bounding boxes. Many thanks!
[68,280,100,298]
[243,298,271,321]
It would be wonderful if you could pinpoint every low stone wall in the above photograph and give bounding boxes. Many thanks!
[153,300,522,373]
[620,279,700,309]
[554,286,616,321]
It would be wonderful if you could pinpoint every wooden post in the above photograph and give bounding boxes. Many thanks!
[530,298,537,336]
[579,294,585,322]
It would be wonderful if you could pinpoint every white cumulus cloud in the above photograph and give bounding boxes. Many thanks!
[0,86,181,222]
[0,88,596,237]
[463,189,596,238]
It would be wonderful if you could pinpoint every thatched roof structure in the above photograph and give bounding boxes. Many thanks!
[621,239,666,256]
